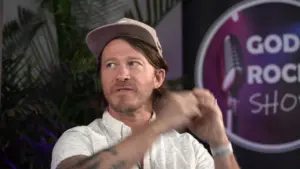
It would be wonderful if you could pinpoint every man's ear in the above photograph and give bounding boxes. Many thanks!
[154,69,166,89]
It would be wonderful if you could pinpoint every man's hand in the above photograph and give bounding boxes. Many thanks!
[153,89,240,169]
[188,88,229,147]
[153,91,201,133]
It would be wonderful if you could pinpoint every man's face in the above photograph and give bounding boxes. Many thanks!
[100,39,164,115]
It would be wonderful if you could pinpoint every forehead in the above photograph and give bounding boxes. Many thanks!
[101,39,146,61]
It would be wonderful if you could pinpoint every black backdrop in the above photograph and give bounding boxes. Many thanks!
[182,0,300,169]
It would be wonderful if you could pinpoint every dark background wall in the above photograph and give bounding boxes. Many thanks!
[182,0,240,90]
[182,0,300,169]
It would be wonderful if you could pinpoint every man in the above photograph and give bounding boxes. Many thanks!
[51,18,240,169]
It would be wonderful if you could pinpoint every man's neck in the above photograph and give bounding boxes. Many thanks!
[107,105,153,132]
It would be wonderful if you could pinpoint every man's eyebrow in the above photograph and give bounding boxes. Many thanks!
[101,55,144,64]
[101,57,116,64]
[127,56,144,61]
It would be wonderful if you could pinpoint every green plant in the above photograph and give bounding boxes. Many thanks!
[125,0,181,27]
[1,0,183,168]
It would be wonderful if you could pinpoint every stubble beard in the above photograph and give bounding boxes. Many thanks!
[108,93,152,116]
[111,104,137,116]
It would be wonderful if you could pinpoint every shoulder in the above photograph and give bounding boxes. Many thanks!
[51,119,107,169]
[63,125,91,136]
[54,118,107,146]
[57,119,101,140]
[51,126,92,169]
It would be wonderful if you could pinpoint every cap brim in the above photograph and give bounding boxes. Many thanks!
[86,23,156,59]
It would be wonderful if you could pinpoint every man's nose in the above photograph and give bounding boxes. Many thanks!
[116,66,130,81]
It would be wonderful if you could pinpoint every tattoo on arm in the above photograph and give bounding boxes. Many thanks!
[102,147,118,156]
[69,147,126,169]
[87,162,100,169]
[109,161,126,169]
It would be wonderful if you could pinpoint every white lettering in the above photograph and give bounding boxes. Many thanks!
[249,91,279,115]
[263,64,281,84]
[299,64,300,82]
[247,35,263,55]
[282,63,297,83]
[264,90,279,116]
[264,34,282,54]
[249,90,300,116]
[281,93,297,112]
[283,34,300,53]
[274,90,279,114]
[249,93,263,114]
[247,34,300,54]
[248,63,300,84]
[248,65,263,84]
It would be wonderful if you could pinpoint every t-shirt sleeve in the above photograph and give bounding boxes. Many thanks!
[51,126,94,169]
[191,137,215,169]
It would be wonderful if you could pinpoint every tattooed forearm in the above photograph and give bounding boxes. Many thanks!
[102,147,118,156]
[87,162,100,169]
[109,161,126,169]
[60,123,160,169]
[68,147,121,169]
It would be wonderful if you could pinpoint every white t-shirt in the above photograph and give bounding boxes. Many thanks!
[51,111,214,169]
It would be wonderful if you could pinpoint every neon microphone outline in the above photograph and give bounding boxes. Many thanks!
[222,34,245,133]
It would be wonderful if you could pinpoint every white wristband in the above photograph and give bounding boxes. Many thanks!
[210,143,233,157]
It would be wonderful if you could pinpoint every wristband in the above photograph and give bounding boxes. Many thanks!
[210,143,233,157]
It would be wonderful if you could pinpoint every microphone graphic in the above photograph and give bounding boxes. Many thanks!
[221,34,245,134]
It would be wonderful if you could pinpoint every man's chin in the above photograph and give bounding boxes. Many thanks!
[109,99,137,110]
[112,104,138,115]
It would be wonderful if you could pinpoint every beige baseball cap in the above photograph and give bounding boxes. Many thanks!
[86,18,163,60]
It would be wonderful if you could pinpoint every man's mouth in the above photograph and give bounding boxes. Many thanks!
[116,88,133,92]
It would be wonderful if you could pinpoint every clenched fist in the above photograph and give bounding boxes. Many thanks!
[152,89,229,147]
[152,91,201,133]
[189,88,229,147]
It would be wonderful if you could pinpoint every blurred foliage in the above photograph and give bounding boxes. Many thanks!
[1,0,183,168]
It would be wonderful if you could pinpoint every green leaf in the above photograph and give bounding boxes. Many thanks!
[71,0,128,29]
[125,0,182,27]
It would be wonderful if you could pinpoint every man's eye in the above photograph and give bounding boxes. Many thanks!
[106,63,116,68]
[128,61,140,67]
